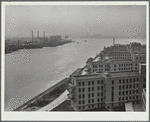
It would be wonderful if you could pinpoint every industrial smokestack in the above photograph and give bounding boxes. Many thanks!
[37,31,39,38]
[43,31,45,37]
[32,30,33,42]
[113,38,115,46]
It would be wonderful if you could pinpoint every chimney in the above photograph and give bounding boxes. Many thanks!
[32,30,33,42]
[37,31,39,38]
[43,31,45,38]
[113,38,115,46]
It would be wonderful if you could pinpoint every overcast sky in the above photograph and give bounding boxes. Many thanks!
[5,5,146,38]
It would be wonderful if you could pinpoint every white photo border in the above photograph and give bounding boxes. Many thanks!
[1,1,149,121]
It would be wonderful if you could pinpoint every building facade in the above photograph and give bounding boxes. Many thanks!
[68,42,146,111]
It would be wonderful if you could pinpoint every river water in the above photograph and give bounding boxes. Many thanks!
[5,38,146,111]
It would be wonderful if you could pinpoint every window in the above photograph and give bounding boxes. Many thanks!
[79,101,81,104]
[112,80,114,84]
[79,95,81,99]
[122,91,124,95]
[101,86,103,90]
[97,92,100,96]
[101,80,103,84]
[101,92,103,96]
[97,86,100,90]
[92,93,94,97]
[130,79,132,82]
[123,85,125,89]
[82,82,85,86]
[119,91,121,95]
[137,78,139,81]
[119,80,121,83]
[126,97,128,100]
[88,100,90,103]
[92,99,94,103]
[119,86,121,90]
[88,93,90,98]
[82,94,85,98]
[123,79,125,83]
[79,82,81,86]
[101,98,103,102]
[92,81,94,85]
[136,90,138,93]
[97,98,99,102]
[126,79,128,83]
[136,96,138,99]
[119,97,121,101]
[88,87,90,92]
[126,91,128,95]
[130,85,132,88]
[83,106,85,109]
[92,87,94,91]
[88,81,90,85]
[97,80,100,84]
[122,97,124,100]
[126,85,128,89]
[144,78,146,81]
[79,88,81,92]
[114,64,116,67]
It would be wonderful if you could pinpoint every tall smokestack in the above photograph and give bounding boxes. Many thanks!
[37,31,39,38]
[113,38,115,45]
[32,30,33,42]
[43,31,45,37]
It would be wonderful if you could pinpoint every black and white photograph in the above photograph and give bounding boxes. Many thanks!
[1,1,149,121]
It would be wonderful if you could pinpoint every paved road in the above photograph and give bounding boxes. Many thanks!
[38,90,69,111]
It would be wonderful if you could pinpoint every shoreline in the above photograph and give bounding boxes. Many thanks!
[13,77,70,111]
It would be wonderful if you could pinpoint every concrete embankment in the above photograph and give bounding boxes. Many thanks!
[13,77,70,111]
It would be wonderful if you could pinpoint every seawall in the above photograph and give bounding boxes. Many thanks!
[13,77,69,111]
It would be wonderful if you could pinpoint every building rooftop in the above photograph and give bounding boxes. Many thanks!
[91,58,135,63]
[70,68,82,76]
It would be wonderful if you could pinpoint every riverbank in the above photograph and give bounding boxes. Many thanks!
[13,77,70,111]
[5,40,74,54]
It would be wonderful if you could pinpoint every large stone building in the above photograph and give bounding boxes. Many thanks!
[68,42,146,111]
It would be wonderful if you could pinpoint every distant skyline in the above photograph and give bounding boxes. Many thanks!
[5,5,146,38]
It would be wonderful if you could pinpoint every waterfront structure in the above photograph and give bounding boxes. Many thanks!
[68,42,146,111]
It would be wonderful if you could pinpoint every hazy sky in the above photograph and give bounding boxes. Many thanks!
[5,5,146,38]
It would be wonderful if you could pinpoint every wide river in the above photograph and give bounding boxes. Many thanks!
[5,38,146,111]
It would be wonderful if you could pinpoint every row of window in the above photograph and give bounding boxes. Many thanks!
[78,80,103,86]
[119,95,138,101]
[136,56,145,61]
[119,78,139,83]
[78,86,104,92]
[93,65,109,68]
[119,90,138,95]
[78,92,103,99]
[119,84,139,90]
[79,98,104,104]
